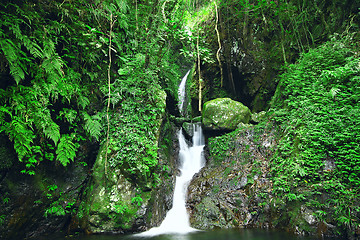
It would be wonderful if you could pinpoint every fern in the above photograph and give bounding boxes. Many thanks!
[8,117,35,161]
[77,95,90,110]
[56,134,78,166]
[59,108,77,124]
[7,20,43,59]
[42,55,64,83]
[0,39,26,84]
[0,105,12,121]
[43,121,61,145]
[83,112,102,141]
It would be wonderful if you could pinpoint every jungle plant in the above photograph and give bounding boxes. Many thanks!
[270,36,360,233]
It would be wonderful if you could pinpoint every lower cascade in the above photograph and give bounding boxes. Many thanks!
[138,123,205,236]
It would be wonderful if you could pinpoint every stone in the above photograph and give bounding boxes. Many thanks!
[250,111,266,123]
[182,122,194,137]
[192,116,202,122]
[202,98,251,131]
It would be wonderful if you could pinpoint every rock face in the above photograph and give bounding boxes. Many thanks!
[79,144,144,233]
[187,124,275,230]
[78,113,179,233]
[0,155,92,239]
[186,124,340,237]
[202,98,251,131]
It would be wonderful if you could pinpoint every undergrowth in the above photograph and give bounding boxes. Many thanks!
[270,35,360,235]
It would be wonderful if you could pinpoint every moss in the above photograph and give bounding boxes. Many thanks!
[202,98,251,131]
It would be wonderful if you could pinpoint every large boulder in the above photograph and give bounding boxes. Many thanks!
[202,98,251,131]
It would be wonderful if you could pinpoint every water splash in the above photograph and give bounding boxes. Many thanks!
[138,124,205,236]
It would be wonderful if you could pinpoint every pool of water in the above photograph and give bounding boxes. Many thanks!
[37,229,344,240]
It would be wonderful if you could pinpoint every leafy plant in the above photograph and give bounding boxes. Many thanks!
[56,134,79,167]
[0,215,5,225]
[270,37,360,233]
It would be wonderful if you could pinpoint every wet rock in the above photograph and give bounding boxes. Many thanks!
[202,98,251,131]
[188,125,276,230]
[192,116,202,122]
[323,159,336,171]
[182,122,194,138]
[79,113,178,234]
[0,159,91,239]
[190,197,227,229]
[174,117,191,126]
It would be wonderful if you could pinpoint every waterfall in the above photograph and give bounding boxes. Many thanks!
[138,70,205,236]
[178,69,191,115]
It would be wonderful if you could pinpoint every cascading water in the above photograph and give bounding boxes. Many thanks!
[138,70,205,237]
[178,69,191,115]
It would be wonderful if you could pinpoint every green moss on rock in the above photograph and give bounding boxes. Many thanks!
[202,98,251,131]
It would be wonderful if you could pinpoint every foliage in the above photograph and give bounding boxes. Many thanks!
[43,184,77,218]
[0,0,186,183]
[269,37,360,233]
[208,129,238,165]
[185,0,359,113]
[0,1,110,174]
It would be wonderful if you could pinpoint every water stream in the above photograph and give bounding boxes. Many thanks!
[178,69,191,115]
[138,70,204,236]
[139,125,205,236]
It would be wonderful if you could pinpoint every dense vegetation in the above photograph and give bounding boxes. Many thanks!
[207,36,360,235]
[270,37,360,234]
[0,0,188,182]
[197,0,360,236]
[0,0,191,232]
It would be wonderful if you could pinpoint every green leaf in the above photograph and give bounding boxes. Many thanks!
[56,134,78,166]
[43,121,60,144]
[83,112,102,141]
[0,39,26,84]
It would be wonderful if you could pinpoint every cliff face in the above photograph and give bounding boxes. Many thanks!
[187,124,276,230]
[187,123,341,237]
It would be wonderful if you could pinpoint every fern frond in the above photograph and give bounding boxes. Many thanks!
[23,38,43,59]
[83,112,102,141]
[330,87,340,99]
[59,108,77,124]
[0,105,12,118]
[42,55,64,81]
[115,0,129,13]
[43,121,60,145]
[56,134,78,166]
[8,117,35,161]
[6,21,43,59]
[0,39,25,84]
[77,95,90,110]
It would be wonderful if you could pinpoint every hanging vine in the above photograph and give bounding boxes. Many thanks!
[213,0,223,87]
[197,29,202,112]
[105,13,116,176]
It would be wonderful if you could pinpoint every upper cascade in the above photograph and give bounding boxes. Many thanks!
[178,70,191,116]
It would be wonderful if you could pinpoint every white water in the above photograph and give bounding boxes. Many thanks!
[138,70,205,237]
[178,70,191,115]
[139,125,205,236]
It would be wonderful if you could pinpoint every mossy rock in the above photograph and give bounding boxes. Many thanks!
[250,111,266,123]
[192,116,202,122]
[202,98,251,131]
